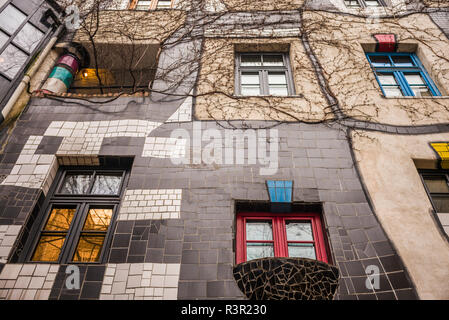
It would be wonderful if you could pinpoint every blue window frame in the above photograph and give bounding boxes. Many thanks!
[366,52,441,97]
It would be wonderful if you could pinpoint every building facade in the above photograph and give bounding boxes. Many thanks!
[0,0,448,300]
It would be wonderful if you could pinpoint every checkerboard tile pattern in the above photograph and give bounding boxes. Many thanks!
[44,120,162,139]
[1,135,58,194]
[0,264,59,300]
[142,137,187,158]
[0,225,22,263]
[1,119,165,192]
[100,263,180,300]
[117,189,182,220]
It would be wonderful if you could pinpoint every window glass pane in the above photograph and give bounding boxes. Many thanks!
[370,56,391,67]
[83,208,113,231]
[44,208,76,231]
[431,198,449,213]
[240,55,262,66]
[241,72,259,85]
[424,177,449,193]
[91,174,122,195]
[246,243,274,261]
[392,56,414,67]
[31,235,66,262]
[383,86,403,97]
[268,72,287,85]
[13,23,44,53]
[241,86,261,96]
[377,74,398,85]
[241,72,260,96]
[268,72,288,96]
[404,74,426,85]
[72,235,105,262]
[0,44,27,78]
[263,54,284,66]
[288,243,316,259]
[246,221,273,240]
[0,5,26,34]
[411,86,432,97]
[269,86,288,96]
[156,0,171,8]
[135,0,152,10]
[365,0,381,6]
[59,174,91,194]
[286,221,314,241]
[345,0,361,7]
[0,30,8,48]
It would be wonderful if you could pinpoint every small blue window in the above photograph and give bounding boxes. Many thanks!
[366,53,441,97]
[266,180,293,203]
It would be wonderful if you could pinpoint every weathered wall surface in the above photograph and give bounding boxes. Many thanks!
[305,12,449,126]
[195,38,331,121]
[352,131,449,299]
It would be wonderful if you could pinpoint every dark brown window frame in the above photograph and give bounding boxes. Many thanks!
[19,166,130,264]
[419,170,449,243]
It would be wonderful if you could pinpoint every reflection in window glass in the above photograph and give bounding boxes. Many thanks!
[13,23,44,53]
[392,56,414,67]
[263,54,284,66]
[241,72,260,96]
[0,44,27,78]
[268,72,288,96]
[59,174,91,194]
[288,243,316,259]
[32,235,66,262]
[135,0,152,10]
[344,0,361,7]
[246,243,274,261]
[83,208,113,231]
[156,0,171,8]
[91,175,122,195]
[365,0,381,6]
[404,74,431,97]
[240,55,262,67]
[431,198,449,213]
[286,221,314,241]
[370,56,391,67]
[0,30,8,48]
[377,74,403,97]
[246,221,273,240]
[423,177,449,193]
[0,5,26,34]
[72,235,106,262]
[44,208,76,231]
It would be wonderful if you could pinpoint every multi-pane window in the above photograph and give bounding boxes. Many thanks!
[344,0,383,7]
[236,53,294,96]
[130,0,172,10]
[236,212,328,264]
[420,172,449,239]
[22,168,127,264]
[366,53,441,97]
[0,2,45,80]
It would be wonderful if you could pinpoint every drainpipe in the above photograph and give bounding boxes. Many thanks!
[0,24,65,125]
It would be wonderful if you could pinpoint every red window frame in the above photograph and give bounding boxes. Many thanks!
[236,212,328,264]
